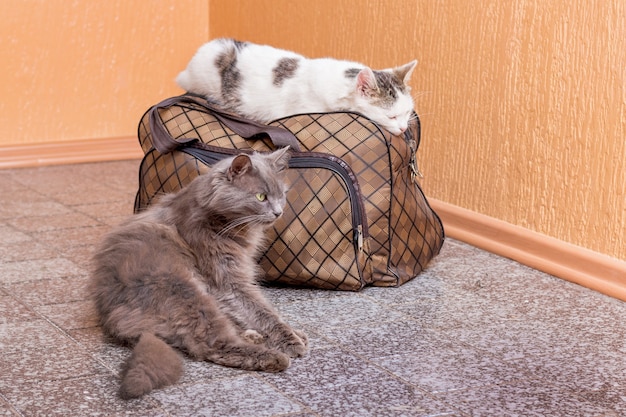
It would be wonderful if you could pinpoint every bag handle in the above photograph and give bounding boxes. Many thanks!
[148,94,301,153]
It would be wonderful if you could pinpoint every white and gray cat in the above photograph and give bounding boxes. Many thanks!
[176,38,417,136]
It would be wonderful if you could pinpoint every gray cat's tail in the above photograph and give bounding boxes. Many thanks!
[118,333,184,399]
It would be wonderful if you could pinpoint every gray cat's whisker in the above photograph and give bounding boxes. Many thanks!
[218,215,263,237]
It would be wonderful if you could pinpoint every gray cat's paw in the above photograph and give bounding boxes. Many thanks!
[259,350,290,372]
[242,329,264,344]
[280,329,308,358]
[293,329,308,348]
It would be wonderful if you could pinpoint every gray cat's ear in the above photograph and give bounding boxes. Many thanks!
[270,146,291,171]
[227,154,252,180]
[395,60,417,84]
[356,67,379,96]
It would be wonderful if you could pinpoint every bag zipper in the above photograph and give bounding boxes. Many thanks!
[180,145,368,252]
[288,154,368,253]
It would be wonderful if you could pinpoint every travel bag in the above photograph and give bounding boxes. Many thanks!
[134,95,444,291]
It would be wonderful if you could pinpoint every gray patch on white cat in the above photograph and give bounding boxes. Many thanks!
[232,39,249,51]
[372,71,406,107]
[214,45,242,109]
[345,68,405,107]
[273,58,300,86]
[344,68,362,78]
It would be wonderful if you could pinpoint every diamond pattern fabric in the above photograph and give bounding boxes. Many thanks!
[134,96,444,290]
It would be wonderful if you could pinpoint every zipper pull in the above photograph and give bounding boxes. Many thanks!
[355,225,363,252]
[408,140,423,183]
[410,159,423,182]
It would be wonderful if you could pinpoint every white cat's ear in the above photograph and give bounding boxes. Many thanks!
[356,67,379,96]
[270,146,291,171]
[395,60,418,84]
[227,154,252,180]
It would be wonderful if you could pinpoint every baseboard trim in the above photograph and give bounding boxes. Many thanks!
[429,198,626,301]
[0,137,143,169]
[2,142,624,301]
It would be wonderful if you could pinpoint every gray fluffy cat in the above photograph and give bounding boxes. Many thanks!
[90,147,307,399]
[176,38,417,136]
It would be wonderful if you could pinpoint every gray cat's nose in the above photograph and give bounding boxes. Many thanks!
[273,210,283,218]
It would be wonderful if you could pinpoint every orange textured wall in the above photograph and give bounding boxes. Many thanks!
[1,1,624,262]
[209,0,626,261]
[0,1,207,146]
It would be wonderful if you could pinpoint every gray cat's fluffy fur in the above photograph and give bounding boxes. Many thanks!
[89,147,307,399]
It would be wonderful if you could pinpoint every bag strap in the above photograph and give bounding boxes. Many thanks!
[148,94,301,153]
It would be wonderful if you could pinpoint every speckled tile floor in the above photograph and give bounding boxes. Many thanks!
[1,160,625,416]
